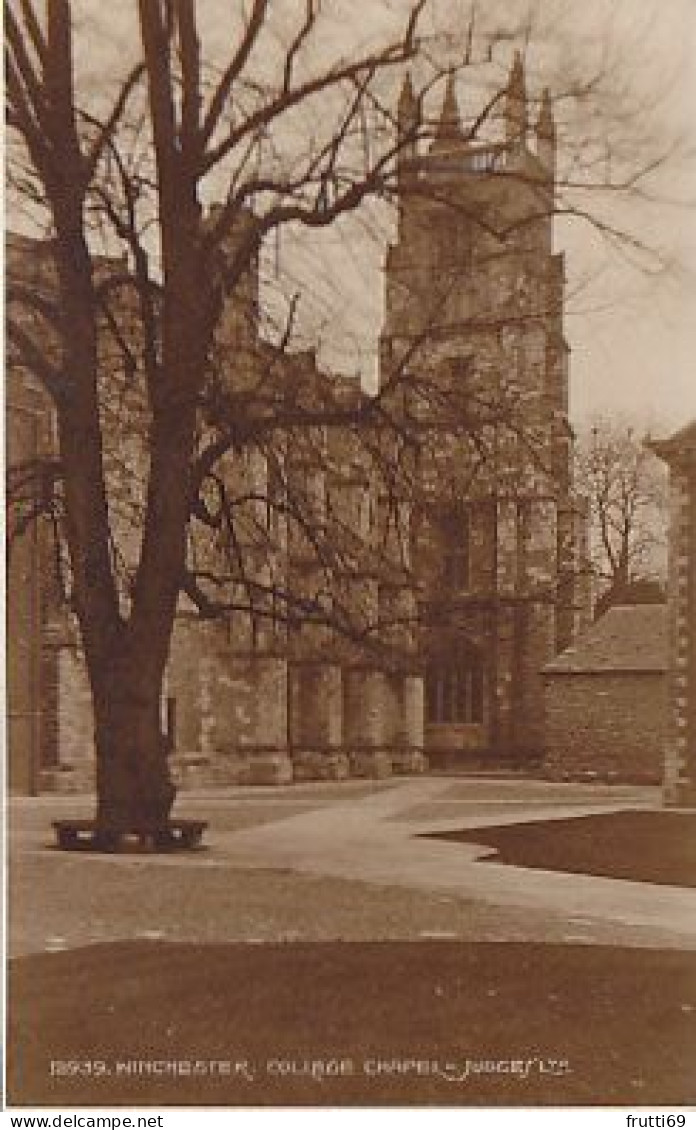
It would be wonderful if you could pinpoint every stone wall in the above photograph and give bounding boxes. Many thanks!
[543,672,667,783]
[7,365,55,794]
[47,612,428,790]
[11,62,590,793]
[45,646,96,793]
[662,457,696,803]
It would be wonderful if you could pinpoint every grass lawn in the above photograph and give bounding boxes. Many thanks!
[8,940,696,1107]
[424,810,696,888]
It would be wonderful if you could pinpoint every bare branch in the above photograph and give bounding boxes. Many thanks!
[7,280,63,327]
[137,0,178,195]
[201,12,424,175]
[7,317,67,402]
[174,0,201,156]
[17,0,48,64]
[200,0,269,148]
[5,47,50,171]
[5,3,46,122]
[84,62,146,183]
[282,0,319,95]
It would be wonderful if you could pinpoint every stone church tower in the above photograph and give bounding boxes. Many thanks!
[6,55,591,791]
[380,55,590,764]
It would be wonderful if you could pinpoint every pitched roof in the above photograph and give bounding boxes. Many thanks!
[543,604,668,675]
[647,420,696,465]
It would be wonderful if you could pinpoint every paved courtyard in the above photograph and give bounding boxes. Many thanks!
[9,776,696,954]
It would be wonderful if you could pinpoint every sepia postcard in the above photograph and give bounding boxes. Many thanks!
[4,0,696,1118]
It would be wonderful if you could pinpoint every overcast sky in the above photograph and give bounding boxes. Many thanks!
[254,0,696,435]
[15,0,696,435]
[558,0,696,431]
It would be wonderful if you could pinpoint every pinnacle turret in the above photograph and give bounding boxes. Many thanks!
[398,71,417,121]
[431,71,464,150]
[535,87,556,178]
[505,50,527,144]
[397,71,419,171]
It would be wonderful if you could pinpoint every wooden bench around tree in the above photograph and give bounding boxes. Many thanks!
[52,819,207,851]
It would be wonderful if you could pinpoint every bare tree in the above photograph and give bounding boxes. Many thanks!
[5,0,460,840]
[574,418,668,611]
[5,1,683,841]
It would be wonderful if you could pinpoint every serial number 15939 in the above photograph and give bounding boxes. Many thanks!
[50,1060,111,1077]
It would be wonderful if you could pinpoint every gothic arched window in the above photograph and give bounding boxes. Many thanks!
[425,639,484,724]
[439,505,471,591]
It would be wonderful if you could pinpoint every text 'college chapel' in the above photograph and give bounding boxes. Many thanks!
[7,54,590,793]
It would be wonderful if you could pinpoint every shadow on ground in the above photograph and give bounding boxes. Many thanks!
[8,940,696,1106]
[423,811,696,888]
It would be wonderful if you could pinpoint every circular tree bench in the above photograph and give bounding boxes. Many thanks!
[52,819,207,852]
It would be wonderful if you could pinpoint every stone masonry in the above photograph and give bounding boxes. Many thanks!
[649,423,696,805]
[7,54,590,791]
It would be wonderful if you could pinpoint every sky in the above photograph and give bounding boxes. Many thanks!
[252,0,696,435]
[556,0,696,431]
[10,0,696,436]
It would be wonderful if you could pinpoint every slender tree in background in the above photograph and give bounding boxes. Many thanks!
[5,0,684,840]
[575,419,668,613]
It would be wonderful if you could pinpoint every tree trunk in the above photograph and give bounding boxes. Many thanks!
[92,662,175,846]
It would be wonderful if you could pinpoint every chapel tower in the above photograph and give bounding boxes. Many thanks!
[380,54,590,763]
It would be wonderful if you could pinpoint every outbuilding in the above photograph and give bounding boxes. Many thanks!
[542,604,668,783]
